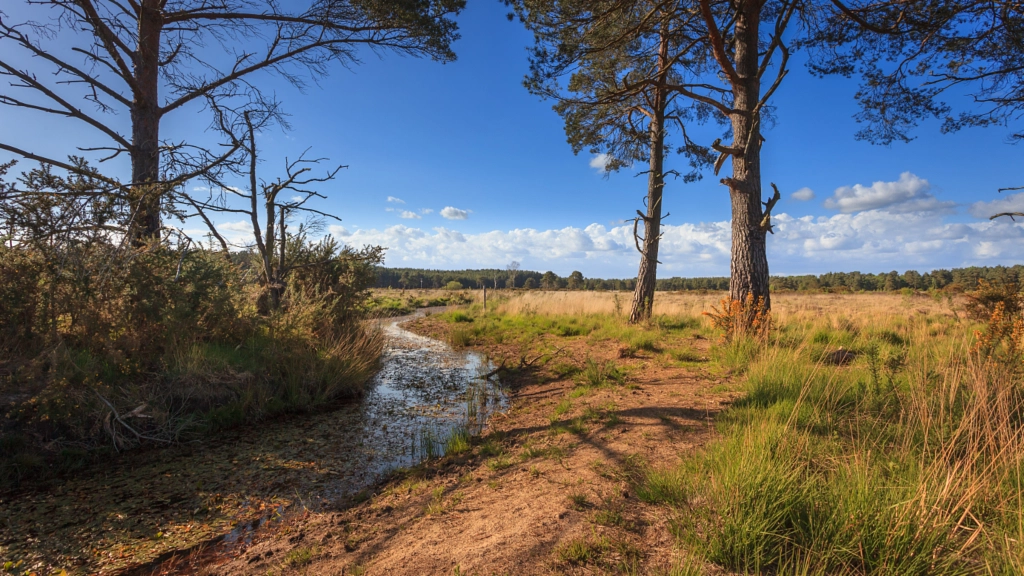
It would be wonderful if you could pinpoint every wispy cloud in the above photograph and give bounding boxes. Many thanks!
[399,210,421,219]
[421,208,435,215]
[387,196,405,204]
[969,191,1024,219]
[589,153,612,173]
[791,187,815,201]
[440,206,469,220]
[824,172,954,214]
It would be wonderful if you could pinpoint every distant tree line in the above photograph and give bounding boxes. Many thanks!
[377,265,1024,293]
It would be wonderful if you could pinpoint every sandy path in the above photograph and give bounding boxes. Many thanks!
[201,321,737,576]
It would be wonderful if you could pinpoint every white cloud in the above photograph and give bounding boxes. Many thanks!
[192,186,209,192]
[421,208,435,215]
[331,209,1024,277]
[387,196,405,204]
[201,220,256,246]
[589,153,612,173]
[823,172,955,214]
[440,206,469,220]
[791,187,815,201]
[969,191,1024,219]
[399,210,422,219]
[332,221,731,276]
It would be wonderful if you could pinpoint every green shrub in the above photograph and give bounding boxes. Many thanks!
[0,230,384,486]
[449,311,473,323]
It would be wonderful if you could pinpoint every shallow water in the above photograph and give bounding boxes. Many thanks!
[327,312,507,491]
[0,312,505,574]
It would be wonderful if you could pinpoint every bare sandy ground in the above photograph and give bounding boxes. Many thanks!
[191,316,738,576]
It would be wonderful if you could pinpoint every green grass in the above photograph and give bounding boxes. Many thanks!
[592,507,625,527]
[448,327,473,348]
[568,491,591,510]
[425,486,446,515]
[669,346,706,363]
[633,311,1024,575]
[556,535,608,566]
[549,399,573,422]
[448,310,474,323]
[576,358,626,388]
[283,546,317,567]
[487,455,512,471]
[479,439,504,457]
[443,427,472,455]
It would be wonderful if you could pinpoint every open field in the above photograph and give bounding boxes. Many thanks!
[494,289,953,322]
[364,289,476,317]
[193,288,1024,575]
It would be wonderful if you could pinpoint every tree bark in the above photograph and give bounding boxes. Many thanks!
[629,26,669,324]
[629,124,665,323]
[725,0,771,310]
[130,0,163,242]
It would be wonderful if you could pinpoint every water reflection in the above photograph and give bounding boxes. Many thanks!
[354,313,506,479]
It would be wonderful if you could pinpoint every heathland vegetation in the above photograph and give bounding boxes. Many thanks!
[180,287,1024,574]
[2,0,1024,573]
[380,287,1024,574]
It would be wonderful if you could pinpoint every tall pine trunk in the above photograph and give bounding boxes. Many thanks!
[130,0,163,243]
[725,0,771,310]
[628,28,669,324]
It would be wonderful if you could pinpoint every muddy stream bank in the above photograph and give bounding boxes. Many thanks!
[0,312,505,574]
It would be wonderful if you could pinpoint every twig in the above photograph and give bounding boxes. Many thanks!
[96,392,172,444]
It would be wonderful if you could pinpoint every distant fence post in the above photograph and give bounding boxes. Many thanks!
[483,285,487,312]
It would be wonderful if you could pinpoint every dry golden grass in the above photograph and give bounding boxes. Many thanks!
[496,289,955,325]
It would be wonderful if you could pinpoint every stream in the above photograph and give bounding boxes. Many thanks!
[0,311,505,574]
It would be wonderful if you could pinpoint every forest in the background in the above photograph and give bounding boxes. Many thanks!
[375,264,1024,293]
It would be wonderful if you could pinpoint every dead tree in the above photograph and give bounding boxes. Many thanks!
[0,0,464,243]
[182,112,344,310]
[506,260,520,289]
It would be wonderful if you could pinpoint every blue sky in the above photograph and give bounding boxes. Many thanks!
[2,1,1024,278]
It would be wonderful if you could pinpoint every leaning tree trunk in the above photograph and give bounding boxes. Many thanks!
[724,0,771,310]
[629,29,670,324]
[129,0,164,243]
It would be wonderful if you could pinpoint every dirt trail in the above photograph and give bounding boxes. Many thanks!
[201,319,737,575]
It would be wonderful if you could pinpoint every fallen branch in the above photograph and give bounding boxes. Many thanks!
[96,392,172,446]
[481,347,568,380]
[480,359,507,380]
